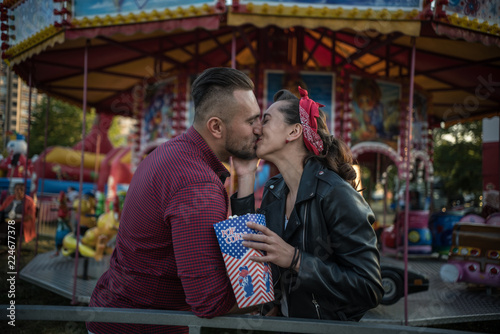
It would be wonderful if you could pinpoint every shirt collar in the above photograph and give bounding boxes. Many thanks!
[185,127,230,184]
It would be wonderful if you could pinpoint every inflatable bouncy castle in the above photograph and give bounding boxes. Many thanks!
[31,114,133,201]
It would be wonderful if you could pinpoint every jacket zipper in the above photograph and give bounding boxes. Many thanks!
[289,203,307,296]
[302,202,308,251]
[287,203,309,313]
[312,293,321,319]
[304,204,321,319]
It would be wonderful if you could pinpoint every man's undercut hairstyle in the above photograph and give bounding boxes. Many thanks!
[191,67,254,124]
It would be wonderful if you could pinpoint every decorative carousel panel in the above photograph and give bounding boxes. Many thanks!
[11,0,58,46]
[3,0,64,61]
[264,70,336,133]
[141,78,178,149]
[443,0,500,35]
[72,0,221,26]
[349,75,402,152]
[230,1,424,36]
[238,0,423,11]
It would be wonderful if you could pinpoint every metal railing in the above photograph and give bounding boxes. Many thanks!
[1,305,483,334]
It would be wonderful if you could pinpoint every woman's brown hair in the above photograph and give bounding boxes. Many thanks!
[273,89,358,189]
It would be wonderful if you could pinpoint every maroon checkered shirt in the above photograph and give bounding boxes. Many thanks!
[87,127,235,333]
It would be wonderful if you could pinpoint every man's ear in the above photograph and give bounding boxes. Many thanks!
[206,117,224,139]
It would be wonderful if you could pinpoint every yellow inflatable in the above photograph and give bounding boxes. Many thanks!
[45,146,106,169]
[62,210,120,261]
[72,196,97,229]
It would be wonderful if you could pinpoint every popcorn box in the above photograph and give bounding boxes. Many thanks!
[214,213,274,308]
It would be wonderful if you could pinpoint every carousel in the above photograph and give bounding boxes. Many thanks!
[1,0,500,326]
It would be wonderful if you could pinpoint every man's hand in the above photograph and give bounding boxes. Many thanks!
[227,303,260,315]
[265,305,280,316]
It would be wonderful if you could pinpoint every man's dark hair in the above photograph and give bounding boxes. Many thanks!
[191,67,254,124]
[14,183,25,189]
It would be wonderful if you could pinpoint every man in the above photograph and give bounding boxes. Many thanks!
[0,183,36,245]
[87,67,262,333]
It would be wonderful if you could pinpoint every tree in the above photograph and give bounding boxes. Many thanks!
[108,116,133,147]
[432,120,483,206]
[28,96,96,158]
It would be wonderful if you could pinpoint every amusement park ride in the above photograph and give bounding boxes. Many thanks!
[1,0,499,325]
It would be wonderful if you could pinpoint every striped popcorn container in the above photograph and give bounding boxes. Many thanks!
[214,213,274,308]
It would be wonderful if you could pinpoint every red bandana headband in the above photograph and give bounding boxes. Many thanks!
[298,86,324,155]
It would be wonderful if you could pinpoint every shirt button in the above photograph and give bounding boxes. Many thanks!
[310,193,314,197]
[318,171,324,175]
[270,185,274,189]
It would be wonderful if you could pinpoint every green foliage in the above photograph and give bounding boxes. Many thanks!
[28,95,131,157]
[433,121,483,202]
[108,116,130,147]
[28,96,97,157]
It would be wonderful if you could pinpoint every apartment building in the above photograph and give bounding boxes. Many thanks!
[0,61,41,147]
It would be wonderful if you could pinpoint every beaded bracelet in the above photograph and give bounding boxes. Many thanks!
[288,246,300,271]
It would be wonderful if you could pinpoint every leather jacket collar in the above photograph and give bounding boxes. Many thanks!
[264,159,327,204]
[261,159,326,241]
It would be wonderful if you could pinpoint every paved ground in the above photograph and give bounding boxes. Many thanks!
[20,251,110,304]
[363,254,500,326]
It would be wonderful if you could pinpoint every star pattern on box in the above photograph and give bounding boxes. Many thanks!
[214,214,265,259]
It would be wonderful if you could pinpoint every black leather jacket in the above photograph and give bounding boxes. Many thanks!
[232,159,384,321]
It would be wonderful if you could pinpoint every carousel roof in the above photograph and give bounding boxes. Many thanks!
[3,2,500,125]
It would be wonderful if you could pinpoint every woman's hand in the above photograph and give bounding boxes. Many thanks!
[242,221,300,271]
[232,157,260,178]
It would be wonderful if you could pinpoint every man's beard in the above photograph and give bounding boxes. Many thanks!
[225,137,257,160]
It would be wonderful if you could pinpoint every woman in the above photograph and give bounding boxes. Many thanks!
[232,87,383,321]
[0,183,36,245]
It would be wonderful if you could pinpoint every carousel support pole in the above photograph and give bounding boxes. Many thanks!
[16,65,33,275]
[195,28,199,74]
[403,37,417,326]
[386,44,390,78]
[82,257,89,280]
[376,153,380,185]
[331,31,336,68]
[35,96,50,255]
[72,39,90,305]
[296,27,304,69]
[228,28,237,197]
[231,28,236,70]
[257,28,265,110]
[380,169,387,257]
[157,39,162,76]
[255,28,261,95]
[95,133,101,187]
